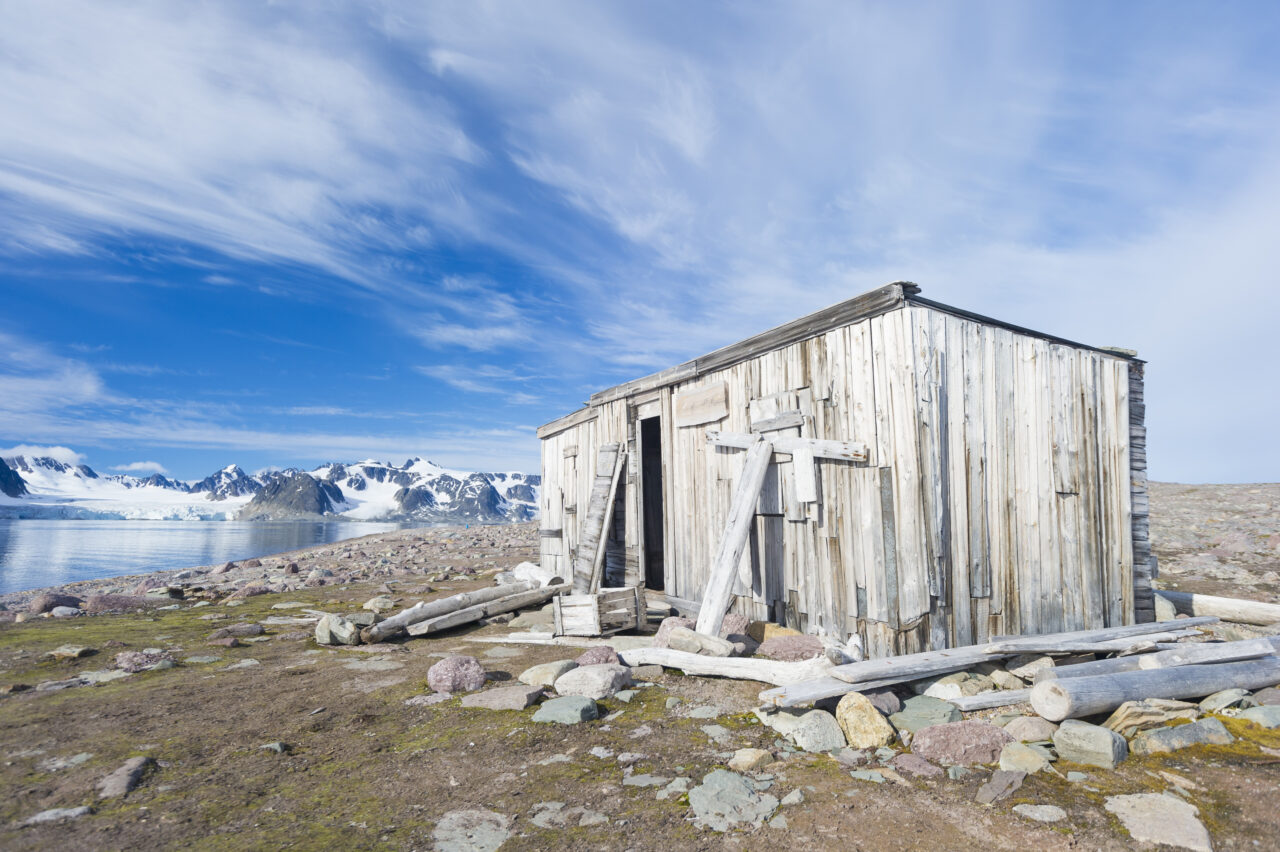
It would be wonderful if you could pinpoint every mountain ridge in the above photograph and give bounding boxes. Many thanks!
[0,455,539,523]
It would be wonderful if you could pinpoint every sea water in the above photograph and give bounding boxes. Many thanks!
[0,518,422,595]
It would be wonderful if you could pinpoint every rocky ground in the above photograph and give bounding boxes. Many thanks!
[0,487,1277,850]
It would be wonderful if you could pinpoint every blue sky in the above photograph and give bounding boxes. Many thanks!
[1,1,1278,482]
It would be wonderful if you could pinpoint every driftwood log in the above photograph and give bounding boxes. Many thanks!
[1030,656,1280,721]
[361,580,540,643]
[1156,591,1280,626]
[406,583,570,637]
[1034,637,1280,683]
[948,689,1032,712]
[762,617,1219,707]
[618,647,834,687]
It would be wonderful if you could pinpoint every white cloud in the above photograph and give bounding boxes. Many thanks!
[110,461,169,475]
[0,444,85,465]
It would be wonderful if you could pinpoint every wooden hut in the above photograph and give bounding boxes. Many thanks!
[536,282,1152,657]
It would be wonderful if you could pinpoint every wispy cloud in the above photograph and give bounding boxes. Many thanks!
[110,460,169,475]
[0,444,85,465]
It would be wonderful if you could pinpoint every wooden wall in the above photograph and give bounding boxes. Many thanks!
[540,301,1139,657]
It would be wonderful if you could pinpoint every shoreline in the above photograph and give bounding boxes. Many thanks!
[0,520,537,613]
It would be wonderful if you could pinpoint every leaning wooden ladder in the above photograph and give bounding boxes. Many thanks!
[573,443,627,594]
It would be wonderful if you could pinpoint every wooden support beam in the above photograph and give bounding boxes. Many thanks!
[695,439,774,637]
[707,430,868,463]
[1030,656,1280,721]
[361,580,539,643]
[406,583,570,637]
[1155,590,1280,626]
[1034,637,1280,682]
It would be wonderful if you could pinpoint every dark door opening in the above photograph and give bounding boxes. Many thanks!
[639,416,665,591]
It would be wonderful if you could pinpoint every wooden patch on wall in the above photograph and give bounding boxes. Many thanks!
[674,382,728,427]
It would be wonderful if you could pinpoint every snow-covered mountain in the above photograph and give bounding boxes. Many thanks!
[0,455,539,523]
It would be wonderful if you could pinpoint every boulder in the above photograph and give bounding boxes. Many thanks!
[208,623,265,640]
[727,748,774,772]
[862,688,902,716]
[1104,793,1212,852]
[891,753,943,777]
[688,770,778,832]
[990,669,1026,690]
[1199,688,1254,713]
[1238,705,1280,728]
[427,655,487,694]
[460,685,544,710]
[835,691,897,749]
[910,721,1012,766]
[85,594,156,612]
[653,616,696,648]
[889,695,961,733]
[999,742,1051,774]
[27,593,83,614]
[790,709,846,753]
[363,595,395,612]
[1132,718,1234,755]
[97,756,153,798]
[575,646,620,666]
[1005,654,1054,680]
[756,635,825,662]
[1002,716,1059,743]
[46,645,93,660]
[1103,699,1199,738]
[532,695,599,724]
[1054,719,1128,769]
[114,651,173,673]
[719,613,751,640]
[314,614,361,646]
[519,659,578,688]
[553,663,632,700]
[1252,686,1280,706]
[666,626,735,657]
[746,621,801,643]
[50,606,83,618]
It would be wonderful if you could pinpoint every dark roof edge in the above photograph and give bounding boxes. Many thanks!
[906,295,1145,364]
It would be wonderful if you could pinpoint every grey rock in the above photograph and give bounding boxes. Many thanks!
[80,669,130,685]
[999,742,1051,774]
[946,765,973,780]
[975,769,1025,804]
[1005,654,1054,680]
[461,685,543,710]
[314,613,361,645]
[849,769,885,783]
[780,789,805,806]
[667,626,734,657]
[532,695,598,724]
[427,656,487,694]
[688,705,721,719]
[701,724,732,745]
[1105,793,1212,852]
[1066,771,1089,782]
[224,659,260,670]
[665,696,682,710]
[652,615,696,649]
[208,622,265,640]
[656,777,690,800]
[183,655,222,664]
[1013,804,1066,823]
[97,756,153,798]
[21,806,92,826]
[989,669,1026,690]
[1238,705,1280,728]
[862,688,902,716]
[50,606,82,617]
[260,741,290,754]
[432,808,511,852]
[1253,686,1280,706]
[889,695,961,733]
[405,693,451,707]
[114,650,173,673]
[1053,719,1128,769]
[1132,717,1234,755]
[622,773,669,787]
[1199,688,1255,712]
[518,659,577,688]
[37,752,93,771]
[614,689,637,703]
[791,709,847,753]
[630,664,664,680]
[688,769,778,832]
[910,721,1012,766]
[727,748,773,772]
[1002,715,1058,743]
[27,593,84,614]
[553,663,632,700]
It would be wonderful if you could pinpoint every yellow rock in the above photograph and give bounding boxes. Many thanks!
[746,621,802,643]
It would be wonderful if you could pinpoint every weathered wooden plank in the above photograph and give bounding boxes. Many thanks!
[538,406,598,440]
[949,689,1031,711]
[406,583,571,636]
[792,446,818,504]
[673,381,729,428]
[573,443,623,593]
[706,430,868,462]
[1033,637,1280,681]
[751,411,805,433]
[1156,591,1280,626]
[884,308,929,623]
[695,439,774,636]
[363,580,541,643]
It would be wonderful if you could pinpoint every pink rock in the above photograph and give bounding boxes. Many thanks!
[719,613,751,639]
[653,616,696,649]
[114,650,173,673]
[892,753,943,777]
[27,593,84,615]
[427,655,487,694]
[575,646,619,666]
[910,721,1013,766]
[756,635,825,662]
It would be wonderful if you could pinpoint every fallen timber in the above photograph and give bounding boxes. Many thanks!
[362,580,541,643]
[948,689,1032,712]
[759,617,1218,707]
[982,628,1202,655]
[1030,656,1280,721]
[405,583,570,637]
[1155,590,1280,626]
[1034,637,1280,683]
[618,647,834,687]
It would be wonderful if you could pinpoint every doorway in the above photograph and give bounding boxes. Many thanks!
[639,416,665,590]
